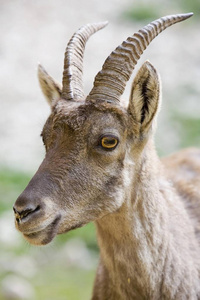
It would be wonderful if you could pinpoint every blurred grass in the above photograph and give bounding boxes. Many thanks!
[176,0,200,16]
[171,113,200,149]
[122,2,161,22]
[0,168,30,212]
[34,266,95,300]
[122,0,200,22]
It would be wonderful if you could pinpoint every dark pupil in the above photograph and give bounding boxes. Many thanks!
[104,138,115,146]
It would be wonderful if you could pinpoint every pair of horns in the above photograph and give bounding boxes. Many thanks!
[61,13,193,104]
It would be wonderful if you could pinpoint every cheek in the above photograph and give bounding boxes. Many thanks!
[52,157,127,219]
[85,170,126,216]
[92,157,135,215]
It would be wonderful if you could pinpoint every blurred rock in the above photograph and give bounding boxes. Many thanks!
[1,275,35,300]
[12,255,37,278]
[0,212,21,248]
[0,254,37,278]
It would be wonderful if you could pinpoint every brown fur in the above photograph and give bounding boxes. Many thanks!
[14,56,200,299]
[162,148,200,243]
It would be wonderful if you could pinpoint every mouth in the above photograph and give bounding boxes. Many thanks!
[16,211,86,246]
[23,215,61,246]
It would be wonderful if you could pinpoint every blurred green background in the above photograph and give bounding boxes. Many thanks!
[0,0,199,299]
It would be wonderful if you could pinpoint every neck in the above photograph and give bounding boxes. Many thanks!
[94,142,200,299]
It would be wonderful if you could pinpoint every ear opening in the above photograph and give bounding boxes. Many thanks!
[38,64,62,108]
[128,61,161,134]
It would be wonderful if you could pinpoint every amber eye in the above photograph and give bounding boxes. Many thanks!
[100,135,118,150]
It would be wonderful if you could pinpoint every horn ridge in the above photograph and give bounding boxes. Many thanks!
[62,21,108,101]
[87,13,193,104]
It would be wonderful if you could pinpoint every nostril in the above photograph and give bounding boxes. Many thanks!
[13,205,40,222]
[14,191,41,222]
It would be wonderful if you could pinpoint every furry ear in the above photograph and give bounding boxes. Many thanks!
[38,64,62,107]
[128,61,161,135]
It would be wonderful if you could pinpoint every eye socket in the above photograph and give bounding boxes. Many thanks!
[100,135,119,151]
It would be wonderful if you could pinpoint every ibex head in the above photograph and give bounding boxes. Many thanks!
[13,13,192,245]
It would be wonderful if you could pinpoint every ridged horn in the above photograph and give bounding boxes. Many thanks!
[87,13,193,104]
[62,21,108,101]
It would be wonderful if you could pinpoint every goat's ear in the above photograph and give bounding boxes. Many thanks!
[38,64,62,107]
[128,61,160,135]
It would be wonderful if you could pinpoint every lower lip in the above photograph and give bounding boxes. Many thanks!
[23,215,61,245]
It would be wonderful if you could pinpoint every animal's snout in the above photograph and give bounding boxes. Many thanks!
[13,193,41,223]
[13,175,61,245]
[13,170,59,240]
[13,170,54,226]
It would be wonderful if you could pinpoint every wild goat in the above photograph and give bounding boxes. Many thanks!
[13,13,200,299]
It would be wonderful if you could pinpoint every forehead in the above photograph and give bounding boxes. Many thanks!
[50,100,128,131]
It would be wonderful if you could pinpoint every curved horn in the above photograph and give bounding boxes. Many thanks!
[62,22,108,101]
[87,13,193,104]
